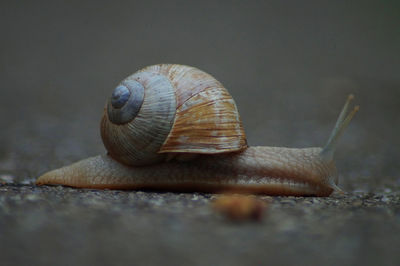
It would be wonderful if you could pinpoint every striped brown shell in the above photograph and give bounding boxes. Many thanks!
[100,64,247,166]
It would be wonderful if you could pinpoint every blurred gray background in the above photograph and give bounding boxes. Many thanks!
[1,0,399,186]
[1,1,400,266]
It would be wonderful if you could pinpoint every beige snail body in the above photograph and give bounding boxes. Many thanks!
[36,64,359,196]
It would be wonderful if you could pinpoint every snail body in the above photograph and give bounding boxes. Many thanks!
[36,64,359,196]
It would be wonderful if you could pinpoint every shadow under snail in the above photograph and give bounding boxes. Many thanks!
[36,64,359,196]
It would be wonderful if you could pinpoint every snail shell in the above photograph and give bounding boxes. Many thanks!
[100,64,247,166]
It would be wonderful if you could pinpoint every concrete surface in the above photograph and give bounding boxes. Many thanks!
[1,1,399,265]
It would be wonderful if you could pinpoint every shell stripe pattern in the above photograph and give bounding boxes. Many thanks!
[141,64,248,154]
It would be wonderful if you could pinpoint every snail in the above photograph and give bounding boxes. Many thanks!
[36,64,359,196]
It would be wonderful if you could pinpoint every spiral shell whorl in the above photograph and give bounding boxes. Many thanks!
[101,71,176,166]
[107,80,144,124]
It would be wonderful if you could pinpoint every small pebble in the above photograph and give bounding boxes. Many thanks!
[312,198,321,204]
[280,199,295,205]
[20,178,37,185]
[191,195,199,201]
[383,188,392,193]
[381,196,390,203]
[25,194,40,201]
[0,174,15,184]
[212,194,267,221]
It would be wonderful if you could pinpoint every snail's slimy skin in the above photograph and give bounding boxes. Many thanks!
[36,146,336,196]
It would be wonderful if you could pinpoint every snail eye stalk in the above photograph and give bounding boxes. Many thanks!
[321,94,359,161]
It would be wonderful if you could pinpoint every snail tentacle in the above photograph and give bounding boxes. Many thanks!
[321,94,359,161]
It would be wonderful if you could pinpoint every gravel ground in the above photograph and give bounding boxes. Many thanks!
[1,182,399,266]
[1,1,400,265]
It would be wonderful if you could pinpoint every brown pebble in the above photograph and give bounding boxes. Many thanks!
[212,194,267,221]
